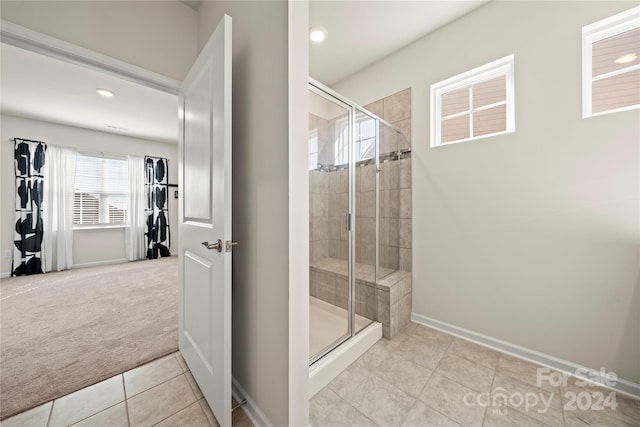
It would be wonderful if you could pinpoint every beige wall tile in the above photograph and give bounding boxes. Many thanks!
[383,88,411,123]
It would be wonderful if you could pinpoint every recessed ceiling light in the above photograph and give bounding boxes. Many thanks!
[614,53,638,64]
[310,26,327,43]
[96,88,115,98]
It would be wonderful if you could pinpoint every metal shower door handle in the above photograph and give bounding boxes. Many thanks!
[202,239,223,252]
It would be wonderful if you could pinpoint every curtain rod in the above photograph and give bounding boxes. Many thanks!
[11,137,47,144]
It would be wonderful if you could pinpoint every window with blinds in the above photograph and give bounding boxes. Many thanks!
[431,55,515,147]
[73,155,128,227]
[583,7,640,117]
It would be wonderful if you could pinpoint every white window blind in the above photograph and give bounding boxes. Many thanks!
[73,155,128,226]
[431,55,515,147]
[583,7,640,117]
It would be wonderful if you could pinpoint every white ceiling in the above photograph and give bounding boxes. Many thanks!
[310,0,489,85]
[1,1,489,144]
[0,43,179,144]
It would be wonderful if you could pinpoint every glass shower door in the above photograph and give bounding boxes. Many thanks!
[309,86,352,363]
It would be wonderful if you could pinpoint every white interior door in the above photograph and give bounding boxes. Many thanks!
[178,14,232,427]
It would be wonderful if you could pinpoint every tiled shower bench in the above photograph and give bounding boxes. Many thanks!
[310,257,411,338]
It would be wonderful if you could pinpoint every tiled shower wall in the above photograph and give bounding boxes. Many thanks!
[309,88,412,272]
[365,88,412,273]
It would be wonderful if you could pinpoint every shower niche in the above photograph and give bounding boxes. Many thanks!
[308,80,412,365]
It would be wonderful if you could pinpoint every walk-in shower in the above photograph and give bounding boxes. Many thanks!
[308,79,409,369]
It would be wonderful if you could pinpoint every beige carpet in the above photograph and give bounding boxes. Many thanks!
[0,257,178,420]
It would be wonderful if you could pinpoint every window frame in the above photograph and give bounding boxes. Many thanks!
[73,153,129,230]
[430,54,515,148]
[582,6,640,118]
[334,114,377,165]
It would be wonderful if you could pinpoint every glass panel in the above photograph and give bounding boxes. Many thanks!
[473,75,506,108]
[473,104,507,137]
[592,69,640,113]
[308,89,351,362]
[441,114,470,143]
[354,109,377,336]
[592,28,640,78]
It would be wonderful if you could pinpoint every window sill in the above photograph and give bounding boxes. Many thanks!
[73,226,128,232]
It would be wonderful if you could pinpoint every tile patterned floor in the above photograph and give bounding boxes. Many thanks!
[1,352,252,427]
[311,322,640,427]
[3,323,639,427]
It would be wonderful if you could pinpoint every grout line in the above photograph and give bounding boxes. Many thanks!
[46,400,54,427]
[124,370,185,400]
[480,367,497,427]
[122,375,131,427]
[149,400,200,427]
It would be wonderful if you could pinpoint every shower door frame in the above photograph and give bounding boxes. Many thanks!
[309,79,388,365]
[309,82,354,364]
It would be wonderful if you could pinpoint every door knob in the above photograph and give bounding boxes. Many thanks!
[225,240,239,252]
[202,239,223,252]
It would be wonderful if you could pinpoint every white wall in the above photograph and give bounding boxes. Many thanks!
[333,1,640,384]
[198,2,308,426]
[1,115,179,275]
[0,0,197,81]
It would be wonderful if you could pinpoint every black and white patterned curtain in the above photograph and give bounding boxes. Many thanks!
[144,156,170,259]
[13,139,47,276]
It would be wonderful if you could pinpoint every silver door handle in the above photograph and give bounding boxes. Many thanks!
[225,240,239,252]
[202,240,223,252]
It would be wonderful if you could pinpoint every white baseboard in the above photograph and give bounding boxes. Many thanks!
[0,272,11,279]
[232,377,274,427]
[411,313,640,399]
[72,258,128,269]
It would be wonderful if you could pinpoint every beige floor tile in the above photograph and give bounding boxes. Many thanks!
[328,360,370,400]
[435,353,495,393]
[175,351,189,373]
[155,401,211,427]
[419,373,486,427]
[405,323,454,348]
[310,387,345,427]
[401,400,461,427]
[232,406,253,427]
[127,374,196,427]
[0,402,51,427]
[391,335,448,370]
[496,354,558,393]
[561,381,640,426]
[342,374,415,427]
[71,402,128,427]
[492,373,564,427]
[374,352,432,397]
[199,399,220,427]
[186,371,204,400]
[311,387,376,427]
[357,339,394,370]
[483,407,548,427]
[124,354,183,397]
[563,407,637,427]
[447,338,499,369]
[49,375,124,427]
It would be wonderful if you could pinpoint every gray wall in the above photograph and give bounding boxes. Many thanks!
[199,2,308,426]
[0,114,179,276]
[333,1,640,384]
